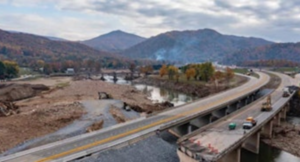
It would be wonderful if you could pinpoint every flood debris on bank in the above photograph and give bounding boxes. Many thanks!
[0,77,170,153]
[133,75,247,98]
[263,122,300,157]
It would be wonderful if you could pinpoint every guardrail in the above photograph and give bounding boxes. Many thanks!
[159,74,269,131]
[211,91,294,162]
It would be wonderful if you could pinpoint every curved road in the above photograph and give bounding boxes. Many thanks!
[1,72,269,162]
[179,71,297,161]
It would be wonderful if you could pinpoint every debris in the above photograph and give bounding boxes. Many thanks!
[0,101,19,117]
[86,120,104,133]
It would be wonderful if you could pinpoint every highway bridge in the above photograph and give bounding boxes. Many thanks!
[0,72,270,162]
[177,72,298,162]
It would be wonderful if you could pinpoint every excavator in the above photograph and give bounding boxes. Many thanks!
[0,101,19,117]
[261,95,272,111]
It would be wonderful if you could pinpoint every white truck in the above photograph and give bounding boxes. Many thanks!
[282,87,292,97]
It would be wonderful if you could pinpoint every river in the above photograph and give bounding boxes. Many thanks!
[108,75,300,162]
[104,75,196,106]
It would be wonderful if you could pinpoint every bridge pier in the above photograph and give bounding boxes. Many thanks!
[242,132,260,154]
[237,100,243,109]
[217,147,241,162]
[274,113,281,126]
[226,105,237,115]
[262,120,273,138]
[169,123,190,137]
[280,107,287,120]
[190,115,210,128]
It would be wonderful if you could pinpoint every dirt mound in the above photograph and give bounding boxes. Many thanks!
[0,84,49,101]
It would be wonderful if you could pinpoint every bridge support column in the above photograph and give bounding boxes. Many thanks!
[242,131,260,154]
[275,113,281,126]
[169,123,190,137]
[188,125,192,134]
[237,101,242,109]
[226,105,236,115]
[217,148,241,162]
[281,107,287,120]
[189,115,210,128]
[262,120,273,138]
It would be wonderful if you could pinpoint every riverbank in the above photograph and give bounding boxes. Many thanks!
[263,121,300,157]
[133,75,247,98]
[0,77,158,153]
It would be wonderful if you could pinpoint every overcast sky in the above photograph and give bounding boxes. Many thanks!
[0,0,299,42]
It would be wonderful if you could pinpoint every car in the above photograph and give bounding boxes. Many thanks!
[228,122,236,130]
[243,122,253,129]
[246,117,257,126]
[282,92,290,98]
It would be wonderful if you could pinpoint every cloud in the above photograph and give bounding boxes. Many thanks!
[1,0,300,42]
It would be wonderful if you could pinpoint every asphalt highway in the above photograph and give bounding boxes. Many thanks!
[0,72,269,162]
[180,72,296,161]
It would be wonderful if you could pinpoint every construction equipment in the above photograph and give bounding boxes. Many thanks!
[0,101,19,117]
[243,117,257,129]
[261,95,272,111]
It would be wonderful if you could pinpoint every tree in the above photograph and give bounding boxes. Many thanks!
[185,67,196,80]
[3,61,19,78]
[225,67,234,86]
[140,65,153,77]
[159,64,168,77]
[199,62,215,82]
[0,61,6,79]
[128,63,136,79]
[167,65,178,80]
[211,71,224,90]
[43,63,53,75]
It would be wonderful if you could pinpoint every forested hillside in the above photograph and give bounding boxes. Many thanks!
[119,29,273,63]
[0,29,134,69]
[222,43,300,65]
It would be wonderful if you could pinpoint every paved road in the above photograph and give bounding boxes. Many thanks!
[0,72,269,162]
[180,72,296,161]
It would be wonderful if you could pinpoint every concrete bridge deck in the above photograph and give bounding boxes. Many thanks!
[178,72,296,162]
[0,73,269,162]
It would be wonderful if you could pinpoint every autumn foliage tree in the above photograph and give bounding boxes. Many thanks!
[139,65,153,77]
[225,67,234,86]
[159,64,168,77]
[185,67,196,80]
[167,65,179,80]
[211,71,224,89]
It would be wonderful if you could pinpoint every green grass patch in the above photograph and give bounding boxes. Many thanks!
[273,67,299,72]
[19,67,40,75]
[233,68,259,78]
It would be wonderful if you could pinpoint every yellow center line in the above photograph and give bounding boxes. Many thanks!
[36,75,268,162]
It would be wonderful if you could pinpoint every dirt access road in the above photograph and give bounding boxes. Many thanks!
[0,77,153,153]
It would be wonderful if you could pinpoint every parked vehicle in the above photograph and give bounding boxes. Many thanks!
[242,122,253,130]
[243,117,257,129]
[228,122,236,130]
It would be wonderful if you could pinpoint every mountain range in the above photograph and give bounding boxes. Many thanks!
[0,29,131,68]
[82,30,146,52]
[118,29,273,63]
[3,27,300,67]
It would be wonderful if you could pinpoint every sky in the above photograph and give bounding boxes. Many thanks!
[0,0,300,42]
